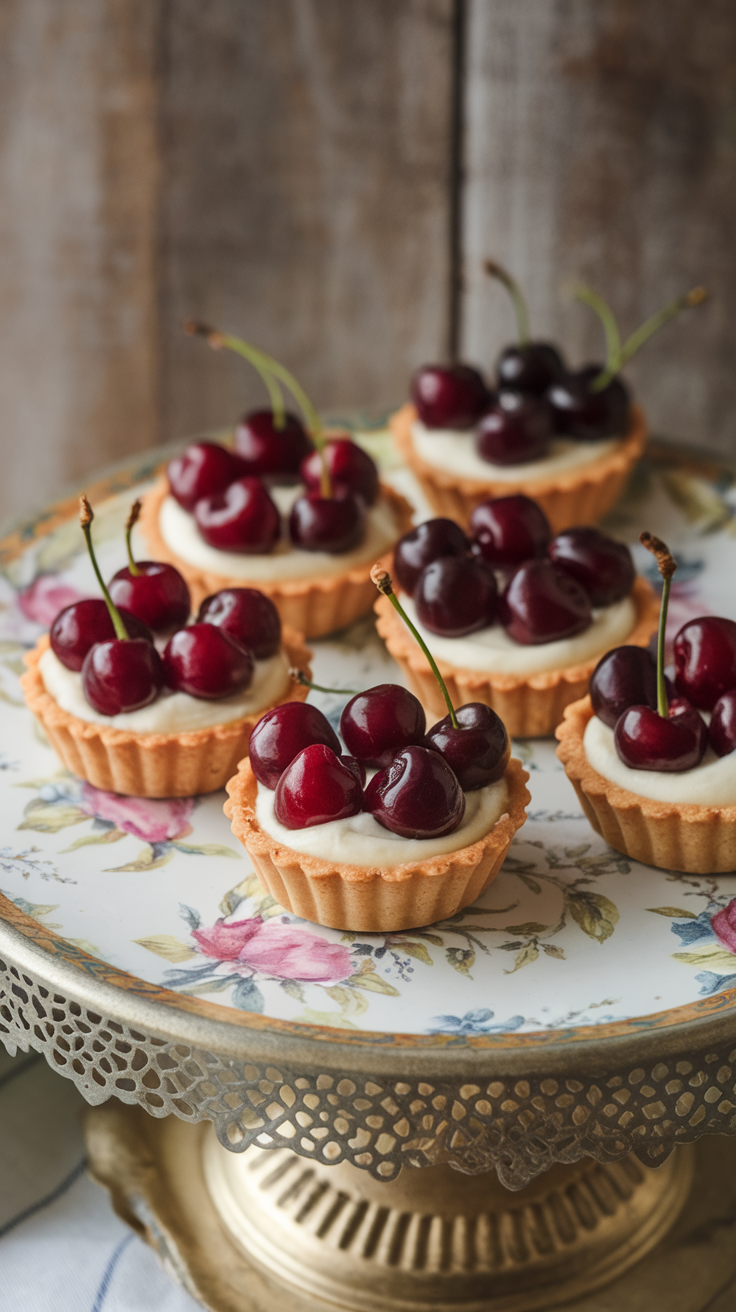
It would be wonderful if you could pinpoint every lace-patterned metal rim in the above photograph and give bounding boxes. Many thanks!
[4,918,736,1189]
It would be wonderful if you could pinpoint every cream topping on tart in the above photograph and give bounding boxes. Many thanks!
[410,420,620,483]
[583,712,736,806]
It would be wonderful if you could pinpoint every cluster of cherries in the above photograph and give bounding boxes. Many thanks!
[410,265,705,463]
[47,498,282,717]
[590,535,736,771]
[167,419,379,556]
[393,494,634,643]
[249,681,509,840]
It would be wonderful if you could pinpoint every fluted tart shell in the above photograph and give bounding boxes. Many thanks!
[556,696,736,874]
[21,628,312,799]
[225,757,530,932]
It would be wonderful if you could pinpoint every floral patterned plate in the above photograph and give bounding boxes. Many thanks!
[3,436,736,1046]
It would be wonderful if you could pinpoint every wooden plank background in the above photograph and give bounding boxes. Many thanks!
[1,0,735,523]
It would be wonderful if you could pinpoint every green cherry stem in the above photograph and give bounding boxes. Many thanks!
[125,499,142,577]
[572,285,621,386]
[79,495,129,641]
[371,565,459,728]
[484,259,530,347]
[640,531,678,718]
[289,668,360,696]
[617,286,708,372]
[575,284,709,393]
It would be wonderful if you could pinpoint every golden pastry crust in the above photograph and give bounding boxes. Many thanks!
[139,479,414,639]
[375,575,659,739]
[556,696,736,873]
[224,757,530,932]
[391,402,647,533]
[21,629,312,799]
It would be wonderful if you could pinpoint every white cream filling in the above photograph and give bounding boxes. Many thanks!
[583,713,736,807]
[39,646,290,733]
[410,420,619,483]
[255,775,508,867]
[401,595,637,676]
[158,490,399,581]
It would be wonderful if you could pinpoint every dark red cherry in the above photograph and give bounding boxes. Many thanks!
[197,587,281,660]
[234,409,312,483]
[50,599,152,672]
[81,638,164,716]
[499,560,592,644]
[475,395,552,467]
[590,645,671,729]
[547,366,630,440]
[167,442,244,513]
[496,342,566,396]
[547,528,634,607]
[162,624,254,700]
[710,690,736,758]
[340,755,366,788]
[108,562,191,633]
[415,556,497,638]
[674,617,736,711]
[366,745,465,839]
[411,364,489,430]
[249,702,341,790]
[470,495,551,568]
[424,703,509,791]
[300,438,380,506]
[288,490,365,554]
[340,684,426,769]
[394,519,469,595]
[614,698,708,772]
[194,477,280,553]
[274,744,364,829]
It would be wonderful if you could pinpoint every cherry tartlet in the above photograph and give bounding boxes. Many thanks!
[376,499,659,738]
[557,533,736,873]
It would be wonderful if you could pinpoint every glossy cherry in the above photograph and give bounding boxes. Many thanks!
[82,638,164,716]
[50,600,152,672]
[288,490,365,554]
[470,494,551,568]
[109,562,190,633]
[547,528,634,607]
[194,477,280,553]
[476,394,552,467]
[674,617,736,711]
[614,698,708,773]
[394,519,469,595]
[547,366,630,440]
[301,438,379,506]
[590,646,670,730]
[274,744,363,829]
[365,744,465,839]
[499,560,592,644]
[411,365,489,430]
[167,442,244,513]
[197,588,281,660]
[415,556,497,638]
[710,690,736,758]
[340,684,426,769]
[162,623,254,699]
[424,703,509,791]
[234,409,312,483]
[340,755,366,788]
[249,702,341,790]
[496,342,565,395]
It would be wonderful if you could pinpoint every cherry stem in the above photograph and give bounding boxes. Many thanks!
[79,495,129,641]
[184,319,332,497]
[371,565,459,728]
[586,286,708,392]
[640,530,678,718]
[484,260,530,347]
[573,285,621,385]
[125,499,142,577]
[289,668,360,696]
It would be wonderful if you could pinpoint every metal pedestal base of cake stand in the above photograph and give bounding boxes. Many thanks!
[86,1102,693,1312]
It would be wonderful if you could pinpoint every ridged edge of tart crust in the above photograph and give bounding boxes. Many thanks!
[224,757,530,932]
[21,628,312,799]
[139,478,414,638]
[556,695,736,873]
[391,402,647,533]
[374,576,659,739]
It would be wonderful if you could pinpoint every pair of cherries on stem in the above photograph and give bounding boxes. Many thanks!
[249,570,509,838]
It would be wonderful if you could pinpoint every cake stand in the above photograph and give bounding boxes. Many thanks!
[3,434,736,1309]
